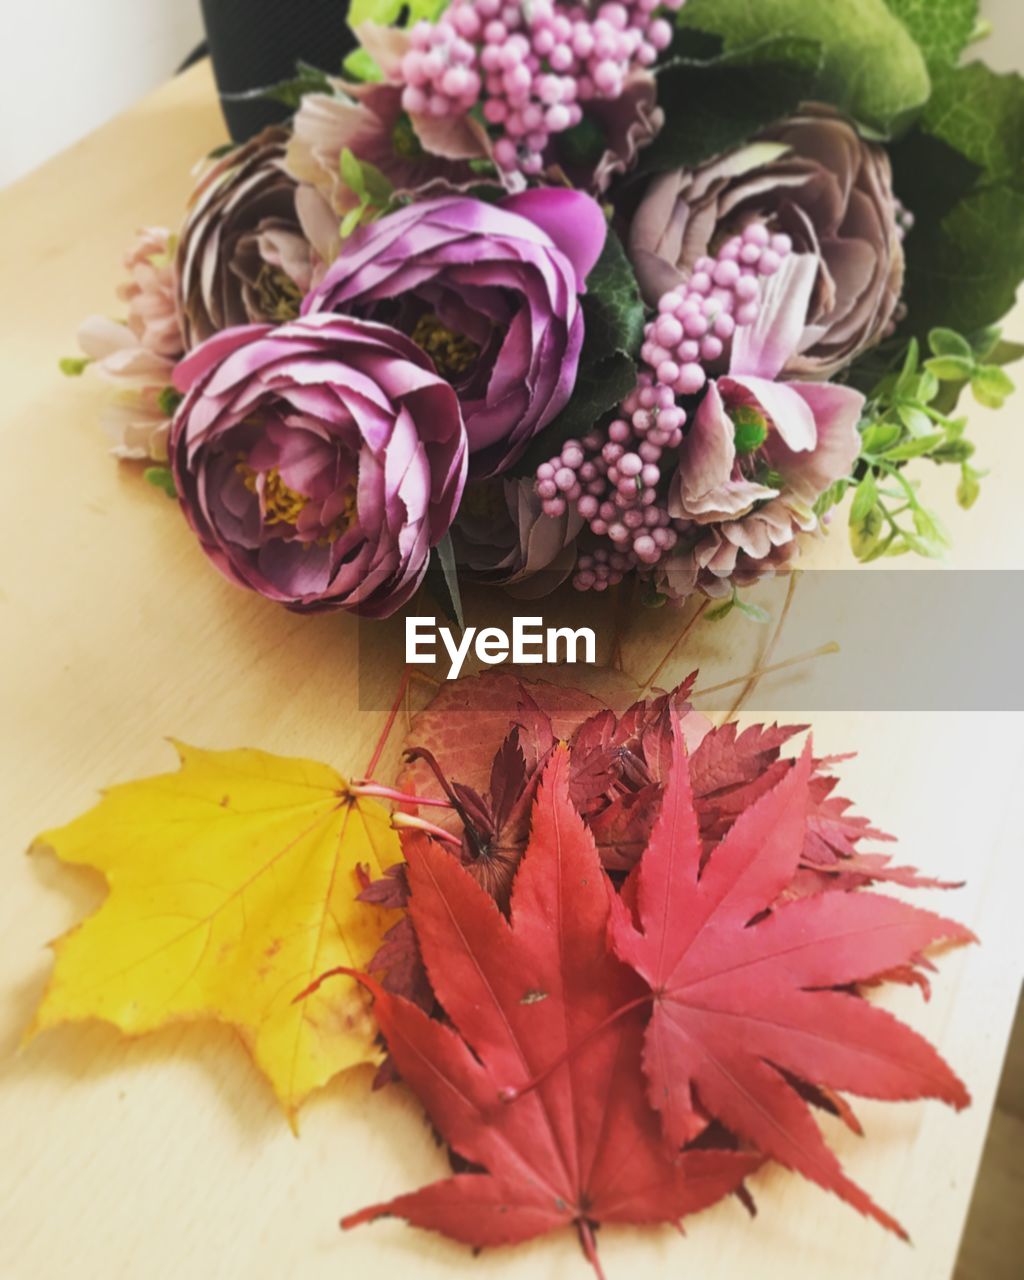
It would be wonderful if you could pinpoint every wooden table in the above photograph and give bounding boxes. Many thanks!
[2,60,1022,1280]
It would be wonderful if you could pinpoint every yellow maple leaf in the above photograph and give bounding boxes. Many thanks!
[26,742,401,1118]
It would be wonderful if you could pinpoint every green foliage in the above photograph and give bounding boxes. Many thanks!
[59,356,91,377]
[922,63,1024,189]
[240,61,334,110]
[337,149,395,238]
[884,0,980,69]
[706,588,770,624]
[639,36,822,175]
[679,0,931,135]
[348,0,449,26]
[848,329,1017,561]
[426,531,464,632]
[514,227,645,474]
[144,467,177,499]
[343,47,383,83]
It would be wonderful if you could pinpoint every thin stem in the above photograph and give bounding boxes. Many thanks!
[725,570,800,722]
[364,667,410,779]
[391,811,463,847]
[692,642,840,699]
[578,1221,608,1280]
[638,598,709,693]
[349,781,454,809]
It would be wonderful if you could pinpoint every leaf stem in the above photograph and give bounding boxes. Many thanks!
[364,667,411,779]
[725,570,800,721]
[638,598,709,693]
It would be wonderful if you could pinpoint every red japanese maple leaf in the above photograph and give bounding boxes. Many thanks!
[610,716,974,1238]
[343,748,758,1274]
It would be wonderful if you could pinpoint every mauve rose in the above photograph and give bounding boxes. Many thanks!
[303,189,607,477]
[628,105,904,379]
[451,477,583,596]
[177,128,317,349]
[169,313,467,618]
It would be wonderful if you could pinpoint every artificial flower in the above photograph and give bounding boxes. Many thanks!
[303,189,607,476]
[450,477,584,595]
[77,315,177,461]
[177,128,317,349]
[662,254,864,595]
[628,105,905,378]
[169,313,467,617]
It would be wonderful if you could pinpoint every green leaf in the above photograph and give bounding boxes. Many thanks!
[59,356,91,377]
[814,478,850,516]
[339,205,366,239]
[512,227,644,473]
[348,0,449,25]
[860,421,903,454]
[986,338,1024,367]
[931,438,975,463]
[734,597,771,624]
[426,531,464,632]
[884,0,979,69]
[640,37,822,174]
[156,386,183,417]
[957,463,982,509]
[679,0,931,135]
[882,433,945,460]
[902,185,1024,337]
[144,467,177,499]
[922,63,1024,189]
[340,148,367,199]
[850,470,879,523]
[924,354,974,381]
[343,47,383,83]
[928,327,973,359]
[912,505,951,552]
[897,404,934,436]
[705,596,736,622]
[971,364,1015,409]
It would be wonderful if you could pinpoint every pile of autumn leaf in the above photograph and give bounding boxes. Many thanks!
[28,672,973,1275]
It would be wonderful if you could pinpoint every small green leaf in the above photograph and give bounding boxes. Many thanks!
[912,506,951,553]
[59,356,92,377]
[705,596,736,622]
[157,386,183,417]
[860,421,903,455]
[957,463,981,509]
[931,438,976,463]
[884,0,980,70]
[924,355,974,382]
[734,597,771,624]
[339,204,367,239]
[883,433,945,460]
[343,47,383,83]
[849,471,879,524]
[144,466,177,499]
[928,327,973,359]
[897,404,935,436]
[340,148,367,199]
[971,365,1015,409]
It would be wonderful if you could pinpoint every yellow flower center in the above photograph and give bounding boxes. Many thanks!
[410,313,480,379]
[254,264,304,323]
[237,463,356,545]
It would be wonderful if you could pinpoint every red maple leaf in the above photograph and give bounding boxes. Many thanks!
[610,716,975,1238]
[342,749,759,1274]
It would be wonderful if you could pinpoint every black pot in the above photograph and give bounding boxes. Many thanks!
[200,0,357,141]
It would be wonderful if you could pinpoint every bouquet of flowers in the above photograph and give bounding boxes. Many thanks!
[70,0,1024,617]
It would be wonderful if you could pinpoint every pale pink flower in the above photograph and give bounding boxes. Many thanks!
[77,316,177,461]
[118,227,184,359]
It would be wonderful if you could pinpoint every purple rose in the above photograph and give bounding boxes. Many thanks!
[303,190,607,477]
[169,313,467,618]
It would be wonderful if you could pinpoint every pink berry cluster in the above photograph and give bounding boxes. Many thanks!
[534,221,794,592]
[399,0,684,177]
[639,222,792,400]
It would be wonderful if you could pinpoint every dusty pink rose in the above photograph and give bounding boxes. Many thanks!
[169,313,467,617]
[177,128,317,349]
[552,71,664,195]
[628,105,905,379]
[661,255,864,597]
[117,226,184,359]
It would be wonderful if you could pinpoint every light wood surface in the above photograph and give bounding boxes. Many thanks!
[2,60,1023,1280]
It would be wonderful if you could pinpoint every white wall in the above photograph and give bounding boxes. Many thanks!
[1,1,204,187]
